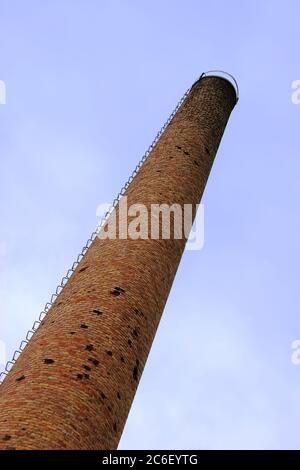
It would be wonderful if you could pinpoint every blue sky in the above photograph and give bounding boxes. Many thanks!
[1,0,300,449]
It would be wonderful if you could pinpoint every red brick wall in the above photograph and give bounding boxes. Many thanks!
[0,76,236,449]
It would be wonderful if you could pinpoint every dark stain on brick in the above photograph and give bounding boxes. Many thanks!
[100,392,107,400]
[16,375,25,382]
[194,160,199,166]
[107,406,112,412]
[113,422,117,432]
[120,356,125,363]
[85,344,94,351]
[205,146,210,155]
[134,308,144,317]
[132,329,139,338]
[44,358,55,364]
[80,324,88,329]
[175,145,182,150]
[2,435,11,441]
[184,150,190,156]
[117,392,121,400]
[106,350,113,356]
[83,365,91,371]
[128,339,132,347]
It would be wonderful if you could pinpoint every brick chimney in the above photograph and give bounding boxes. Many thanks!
[0,73,237,449]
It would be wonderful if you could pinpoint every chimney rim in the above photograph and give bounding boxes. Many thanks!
[193,70,239,104]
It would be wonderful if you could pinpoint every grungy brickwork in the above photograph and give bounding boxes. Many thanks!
[0,75,237,449]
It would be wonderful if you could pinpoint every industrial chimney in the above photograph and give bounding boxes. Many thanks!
[0,72,238,449]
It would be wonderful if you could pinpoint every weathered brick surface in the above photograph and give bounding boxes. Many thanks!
[0,76,236,449]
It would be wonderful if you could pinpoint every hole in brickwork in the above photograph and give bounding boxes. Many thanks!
[76,373,90,380]
[79,267,88,273]
[92,309,102,316]
[175,145,190,157]
[111,286,125,296]
[88,358,99,366]
[194,160,199,166]
[83,365,91,371]
[100,392,107,400]
[2,435,11,441]
[132,365,139,381]
[70,331,76,335]
[80,324,88,329]
[120,356,125,363]
[132,359,140,381]
[16,375,25,382]
[117,392,121,400]
[111,290,120,296]
[128,339,132,347]
[44,359,55,364]
[106,350,113,356]
[85,344,94,351]
[113,422,117,432]
[205,147,210,155]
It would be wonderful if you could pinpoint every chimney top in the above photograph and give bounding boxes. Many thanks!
[193,70,239,104]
